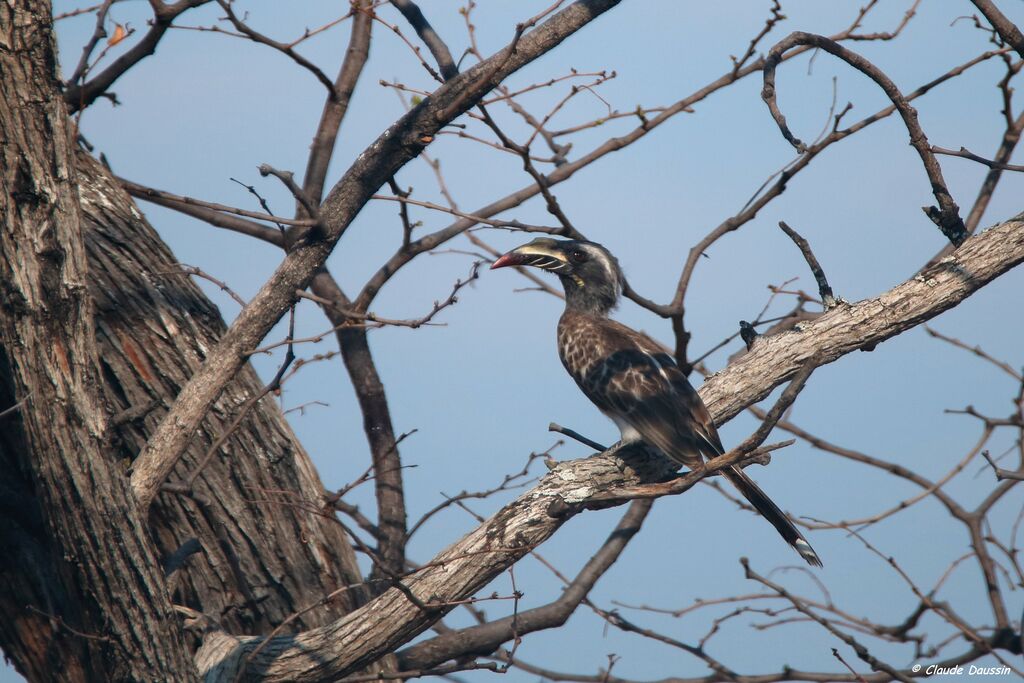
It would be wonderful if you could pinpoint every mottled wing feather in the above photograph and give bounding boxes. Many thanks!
[559,313,723,467]
[557,311,823,567]
[634,331,725,456]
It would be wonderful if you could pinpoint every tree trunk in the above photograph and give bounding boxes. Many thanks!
[1,7,368,681]
[76,150,367,635]
[0,2,195,680]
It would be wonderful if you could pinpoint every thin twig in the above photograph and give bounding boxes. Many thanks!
[778,221,838,309]
[548,423,607,452]
[932,145,1024,172]
[982,450,1024,481]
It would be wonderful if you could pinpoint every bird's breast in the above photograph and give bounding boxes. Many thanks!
[556,315,604,380]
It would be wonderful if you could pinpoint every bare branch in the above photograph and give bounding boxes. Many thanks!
[762,32,967,245]
[162,263,246,307]
[846,0,921,41]
[982,450,1024,481]
[258,164,323,235]
[932,144,1024,172]
[301,0,374,209]
[372,192,563,234]
[389,0,458,79]
[742,560,914,683]
[397,500,652,670]
[119,176,285,246]
[735,357,818,453]
[115,176,313,227]
[965,110,1024,234]
[970,0,1024,59]
[549,422,607,451]
[778,221,838,309]
[310,273,410,583]
[65,0,212,113]
[215,0,337,95]
[924,325,1022,380]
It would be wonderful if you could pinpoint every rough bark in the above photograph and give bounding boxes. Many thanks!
[0,2,195,680]
[194,449,673,683]
[195,215,1024,682]
[2,34,369,682]
[1,149,370,682]
[76,152,367,632]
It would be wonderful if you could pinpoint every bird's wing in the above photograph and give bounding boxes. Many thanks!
[566,317,823,566]
[579,321,724,467]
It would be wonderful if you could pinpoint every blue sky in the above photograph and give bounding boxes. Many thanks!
[11,1,1023,680]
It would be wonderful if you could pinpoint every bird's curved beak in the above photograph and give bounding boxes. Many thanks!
[491,241,568,271]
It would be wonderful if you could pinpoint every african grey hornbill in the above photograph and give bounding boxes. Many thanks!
[492,237,822,567]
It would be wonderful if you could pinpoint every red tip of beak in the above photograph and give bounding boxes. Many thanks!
[490,253,520,270]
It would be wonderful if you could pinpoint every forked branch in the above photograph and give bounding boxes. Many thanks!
[763,32,967,245]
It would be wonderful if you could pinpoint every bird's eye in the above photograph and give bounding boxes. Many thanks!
[570,249,588,263]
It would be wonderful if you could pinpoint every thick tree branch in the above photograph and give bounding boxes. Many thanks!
[129,0,623,510]
[703,215,1023,425]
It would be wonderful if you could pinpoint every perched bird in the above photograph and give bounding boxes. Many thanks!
[492,237,822,567]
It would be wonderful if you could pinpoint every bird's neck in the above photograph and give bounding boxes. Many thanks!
[560,276,618,316]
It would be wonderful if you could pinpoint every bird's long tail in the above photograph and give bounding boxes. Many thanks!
[723,465,822,567]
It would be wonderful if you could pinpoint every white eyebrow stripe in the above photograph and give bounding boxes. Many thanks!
[585,245,623,293]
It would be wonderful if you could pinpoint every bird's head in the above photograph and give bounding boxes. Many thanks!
[491,237,624,315]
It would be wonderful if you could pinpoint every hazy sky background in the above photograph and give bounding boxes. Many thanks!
[11,1,1023,680]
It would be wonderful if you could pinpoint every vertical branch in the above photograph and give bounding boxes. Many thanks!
[777,221,837,309]
[310,272,409,586]
[300,0,374,211]
[291,0,404,585]
[389,0,459,80]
